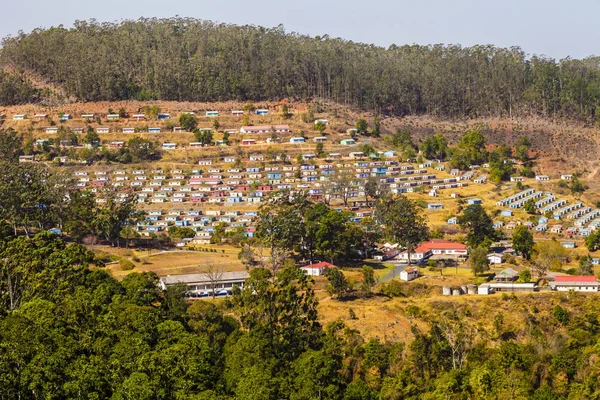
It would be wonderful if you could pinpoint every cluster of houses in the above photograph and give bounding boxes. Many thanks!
[494,188,600,237]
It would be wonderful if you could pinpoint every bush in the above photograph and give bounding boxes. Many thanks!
[552,305,570,325]
[119,259,135,271]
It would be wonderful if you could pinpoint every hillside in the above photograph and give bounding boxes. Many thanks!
[3,18,600,124]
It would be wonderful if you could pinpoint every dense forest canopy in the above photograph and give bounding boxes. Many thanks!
[2,17,600,121]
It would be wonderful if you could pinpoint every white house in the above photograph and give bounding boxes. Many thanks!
[550,276,599,292]
[300,261,334,276]
[487,253,506,265]
[400,267,419,281]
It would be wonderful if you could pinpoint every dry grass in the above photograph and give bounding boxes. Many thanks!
[92,244,245,278]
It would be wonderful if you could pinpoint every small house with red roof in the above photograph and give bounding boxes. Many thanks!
[301,261,334,276]
[550,276,599,292]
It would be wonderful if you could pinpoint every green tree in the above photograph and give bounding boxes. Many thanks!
[457,205,495,248]
[178,113,198,131]
[420,133,448,160]
[325,267,349,299]
[361,265,376,295]
[355,119,368,135]
[585,230,600,251]
[469,246,490,276]
[0,129,23,162]
[512,225,534,259]
[375,194,429,264]
[533,239,568,277]
[315,121,327,134]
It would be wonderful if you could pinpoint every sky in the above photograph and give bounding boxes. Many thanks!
[2,0,598,60]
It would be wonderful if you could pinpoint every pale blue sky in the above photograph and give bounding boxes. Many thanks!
[2,0,598,59]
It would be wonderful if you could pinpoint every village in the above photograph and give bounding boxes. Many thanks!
[3,103,600,305]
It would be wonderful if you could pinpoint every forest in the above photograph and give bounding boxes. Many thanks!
[2,18,600,121]
[0,229,599,399]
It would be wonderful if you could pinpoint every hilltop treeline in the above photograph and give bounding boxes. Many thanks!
[2,18,600,121]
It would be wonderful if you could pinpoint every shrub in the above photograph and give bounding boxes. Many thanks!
[119,259,135,271]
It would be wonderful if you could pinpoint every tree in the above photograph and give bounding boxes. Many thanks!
[194,129,213,145]
[512,225,534,259]
[375,194,429,264]
[212,119,220,131]
[202,263,224,299]
[515,136,531,163]
[361,265,376,295]
[325,268,349,299]
[355,119,368,135]
[126,137,159,162]
[451,129,488,169]
[577,255,594,275]
[523,199,536,214]
[314,121,327,134]
[179,113,198,131]
[420,133,448,160]
[364,176,380,203]
[0,129,23,162]
[457,205,495,248]
[468,246,490,276]
[585,231,600,251]
[84,129,100,146]
[533,239,568,278]
[517,269,532,283]
[315,142,324,157]
[281,104,291,119]
[570,176,587,195]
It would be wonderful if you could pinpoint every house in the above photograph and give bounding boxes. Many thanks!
[561,241,576,249]
[510,176,524,182]
[160,271,250,297]
[428,203,444,210]
[96,127,110,133]
[347,128,358,135]
[400,267,419,281]
[157,113,170,120]
[340,139,356,145]
[240,125,290,134]
[241,139,256,145]
[550,276,599,292]
[551,225,563,234]
[13,114,27,120]
[397,239,468,263]
[132,113,145,121]
[447,217,458,225]
[148,127,161,133]
[536,175,550,181]
[34,113,48,120]
[314,119,329,125]
[59,114,72,121]
[162,143,177,150]
[501,210,513,217]
[560,174,573,180]
[19,155,35,163]
[290,137,305,144]
[232,110,244,116]
[107,114,120,121]
[301,261,334,276]
[255,109,269,115]
[314,136,327,143]
[122,127,135,134]
[467,198,482,205]
[494,266,518,281]
[45,127,59,134]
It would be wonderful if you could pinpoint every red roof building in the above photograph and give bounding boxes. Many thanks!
[551,275,599,292]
